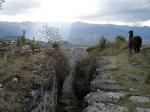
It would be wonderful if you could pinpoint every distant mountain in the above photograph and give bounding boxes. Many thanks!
[0,21,71,41]
[0,21,41,40]
[68,22,150,45]
[0,21,150,45]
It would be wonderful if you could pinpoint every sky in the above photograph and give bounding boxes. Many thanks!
[0,0,150,26]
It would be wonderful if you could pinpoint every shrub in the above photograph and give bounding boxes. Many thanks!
[73,58,96,100]
[29,40,40,53]
[99,36,108,49]
[17,30,26,47]
[47,50,70,97]
[52,42,60,50]
[116,36,126,43]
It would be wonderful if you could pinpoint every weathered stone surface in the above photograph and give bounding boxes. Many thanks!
[84,58,128,112]
[91,82,125,92]
[85,90,126,104]
[131,75,145,83]
[129,96,150,103]
[137,107,150,112]
[84,103,128,112]
[21,75,57,112]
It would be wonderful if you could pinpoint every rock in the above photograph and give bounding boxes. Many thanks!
[84,57,128,112]
[91,82,125,92]
[131,75,145,83]
[0,83,5,91]
[137,107,150,112]
[91,79,118,85]
[12,77,19,82]
[129,96,150,103]
[85,91,126,104]
[129,88,134,91]
[83,106,100,112]
[84,103,128,112]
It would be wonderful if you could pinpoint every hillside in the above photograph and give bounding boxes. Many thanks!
[0,22,150,45]
[68,22,150,45]
[0,39,70,112]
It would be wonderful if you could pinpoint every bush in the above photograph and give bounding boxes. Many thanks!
[73,58,96,100]
[17,30,26,47]
[99,36,108,49]
[116,36,126,43]
[52,42,60,50]
[48,50,70,97]
[29,41,40,53]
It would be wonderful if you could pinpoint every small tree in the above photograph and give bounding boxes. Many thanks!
[40,23,60,45]
[17,30,26,47]
[99,36,108,49]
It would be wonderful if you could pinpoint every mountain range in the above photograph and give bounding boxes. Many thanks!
[0,21,150,45]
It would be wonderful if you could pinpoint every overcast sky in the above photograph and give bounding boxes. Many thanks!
[0,0,150,26]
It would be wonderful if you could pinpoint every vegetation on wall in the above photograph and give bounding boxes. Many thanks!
[73,35,127,100]
[87,35,128,56]
[73,57,96,100]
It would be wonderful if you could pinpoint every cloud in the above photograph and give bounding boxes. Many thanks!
[80,0,150,22]
[0,0,40,15]
[0,0,150,26]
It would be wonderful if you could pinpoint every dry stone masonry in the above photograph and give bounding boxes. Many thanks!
[84,57,150,112]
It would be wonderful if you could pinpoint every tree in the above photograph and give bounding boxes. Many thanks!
[17,30,26,47]
[0,0,5,8]
[40,23,60,44]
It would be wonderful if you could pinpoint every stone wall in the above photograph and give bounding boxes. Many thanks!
[21,72,57,112]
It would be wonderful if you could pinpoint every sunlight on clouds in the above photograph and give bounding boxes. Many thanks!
[36,0,99,22]
[0,0,150,26]
[0,0,100,22]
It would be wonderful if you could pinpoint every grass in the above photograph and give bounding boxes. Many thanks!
[103,51,150,110]
[0,51,54,111]
[117,96,138,112]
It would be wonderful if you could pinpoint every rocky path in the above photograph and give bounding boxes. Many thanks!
[58,71,82,112]
[83,57,150,112]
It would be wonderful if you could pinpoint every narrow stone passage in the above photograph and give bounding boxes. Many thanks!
[57,71,83,112]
